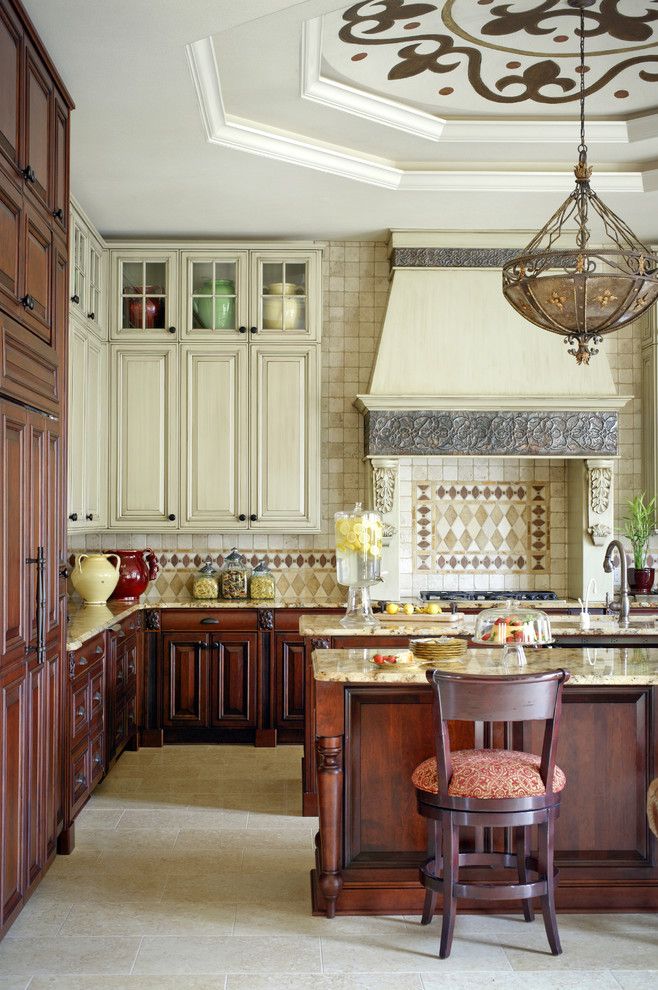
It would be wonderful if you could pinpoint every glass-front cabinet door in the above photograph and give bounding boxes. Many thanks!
[88,239,103,331]
[70,221,87,320]
[110,251,178,340]
[181,251,248,339]
[250,251,320,340]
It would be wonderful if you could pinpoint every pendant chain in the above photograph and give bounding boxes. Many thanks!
[578,4,587,161]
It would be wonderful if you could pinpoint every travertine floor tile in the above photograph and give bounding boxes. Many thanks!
[612,973,658,989]
[502,927,658,970]
[227,976,423,989]
[29,979,229,990]
[61,899,237,936]
[320,932,511,973]
[173,826,314,851]
[132,935,321,975]
[0,936,141,975]
[0,978,31,989]
[420,970,622,989]
[4,894,72,938]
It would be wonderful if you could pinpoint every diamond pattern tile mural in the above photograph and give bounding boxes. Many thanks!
[415,481,549,574]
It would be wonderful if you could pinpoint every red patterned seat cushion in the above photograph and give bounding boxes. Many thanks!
[412,749,566,800]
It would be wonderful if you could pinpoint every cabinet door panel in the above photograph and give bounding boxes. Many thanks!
[181,345,248,529]
[110,344,178,527]
[0,400,28,666]
[110,251,177,340]
[27,415,46,647]
[26,659,44,886]
[275,635,305,730]
[67,323,85,525]
[44,648,61,857]
[0,666,26,926]
[45,421,61,634]
[0,1,22,173]
[0,164,22,315]
[210,634,257,727]
[162,635,208,727]
[182,251,248,338]
[250,251,320,340]
[52,93,68,235]
[23,43,51,211]
[23,203,53,341]
[250,345,320,530]
[83,334,107,527]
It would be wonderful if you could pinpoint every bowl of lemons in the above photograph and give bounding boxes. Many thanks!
[379,602,464,622]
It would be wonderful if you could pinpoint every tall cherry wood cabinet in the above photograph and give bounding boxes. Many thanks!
[0,0,72,938]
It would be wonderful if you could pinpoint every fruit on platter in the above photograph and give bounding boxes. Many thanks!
[383,602,443,615]
[478,613,551,645]
[385,602,399,615]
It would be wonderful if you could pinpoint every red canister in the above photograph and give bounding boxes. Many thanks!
[109,549,159,601]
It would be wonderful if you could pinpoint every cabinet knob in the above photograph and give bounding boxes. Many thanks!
[127,663,135,676]
[95,646,104,655]
[168,326,176,334]
[21,294,35,311]
[75,774,87,788]
[250,326,258,334]
[238,513,246,521]
[68,512,78,522]
[22,164,36,184]
[53,207,64,221]
[76,705,86,718]
[85,513,93,521]
[87,312,95,321]
[59,564,69,579]
[93,754,103,767]
[71,294,80,304]
[117,670,124,683]
[250,514,258,522]
[168,513,176,521]
[93,691,102,703]
[78,657,88,668]
[238,326,247,334]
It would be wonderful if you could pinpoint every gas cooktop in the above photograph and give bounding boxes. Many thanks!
[419,590,559,602]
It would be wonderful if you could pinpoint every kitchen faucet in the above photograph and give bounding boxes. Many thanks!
[602,539,630,628]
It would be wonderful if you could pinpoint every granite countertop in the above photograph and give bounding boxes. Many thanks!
[299,613,658,640]
[66,597,342,651]
[312,646,658,686]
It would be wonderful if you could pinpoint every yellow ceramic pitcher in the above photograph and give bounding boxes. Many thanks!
[71,553,121,605]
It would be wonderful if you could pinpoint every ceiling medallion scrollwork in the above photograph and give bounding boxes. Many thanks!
[338,0,658,106]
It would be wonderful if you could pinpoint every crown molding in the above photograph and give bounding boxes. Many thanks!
[355,395,631,413]
[186,35,645,194]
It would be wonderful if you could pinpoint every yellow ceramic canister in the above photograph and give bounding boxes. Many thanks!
[71,552,121,605]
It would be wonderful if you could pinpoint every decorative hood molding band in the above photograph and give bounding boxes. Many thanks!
[364,410,618,459]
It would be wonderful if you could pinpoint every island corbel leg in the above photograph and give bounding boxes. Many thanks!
[316,734,344,917]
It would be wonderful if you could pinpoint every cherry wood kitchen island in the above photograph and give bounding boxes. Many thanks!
[311,646,658,917]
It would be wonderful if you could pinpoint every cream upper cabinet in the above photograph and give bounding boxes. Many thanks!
[250,251,321,341]
[181,252,249,339]
[110,251,178,341]
[67,319,108,531]
[249,344,320,531]
[110,343,178,528]
[181,345,249,529]
[70,204,108,339]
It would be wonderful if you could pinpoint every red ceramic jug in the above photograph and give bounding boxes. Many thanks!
[109,549,159,601]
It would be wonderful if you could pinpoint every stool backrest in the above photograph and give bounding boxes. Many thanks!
[428,668,570,798]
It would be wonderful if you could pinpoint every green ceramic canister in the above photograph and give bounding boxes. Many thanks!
[193,278,235,329]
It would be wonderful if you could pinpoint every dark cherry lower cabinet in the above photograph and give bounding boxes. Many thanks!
[162,631,258,740]
[274,632,306,744]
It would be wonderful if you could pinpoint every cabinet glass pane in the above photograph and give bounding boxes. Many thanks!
[261,260,307,332]
[145,262,166,294]
[123,297,142,329]
[145,296,165,329]
[122,262,143,293]
[191,260,237,330]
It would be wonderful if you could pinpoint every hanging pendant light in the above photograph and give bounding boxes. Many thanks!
[502,0,658,365]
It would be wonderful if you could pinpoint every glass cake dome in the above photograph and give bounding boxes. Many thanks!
[473,602,553,647]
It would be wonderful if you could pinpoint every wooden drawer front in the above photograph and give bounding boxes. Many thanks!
[90,726,104,786]
[70,680,89,743]
[71,635,105,682]
[122,637,138,697]
[89,667,104,723]
[113,693,136,754]
[161,610,258,632]
[70,738,90,818]
[0,304,60,415]
[112,612,141,640]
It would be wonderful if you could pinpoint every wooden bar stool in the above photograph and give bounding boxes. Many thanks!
[412,668,570,959]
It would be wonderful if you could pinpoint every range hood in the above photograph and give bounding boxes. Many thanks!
[356,232,631,459]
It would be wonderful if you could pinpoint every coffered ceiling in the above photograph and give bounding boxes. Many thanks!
[24,0,658,240]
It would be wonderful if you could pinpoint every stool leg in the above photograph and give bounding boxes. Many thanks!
[421,821,440,925]
[516,826,534,922]
[538,817,561,955]
[439,815,459,959]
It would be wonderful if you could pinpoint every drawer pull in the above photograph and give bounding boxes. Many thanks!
[53,207,64,221]
[75,774,87,788]
[78,656,88,668]
[71,294,80,304]
[68,512,78,522]
[117,670,124,682]
[127,664,135,675]
[22,164,36,183]
[76,705,86,718]
[95,646,103,655]
[92,691,102,703]
[21,294,35,310]
[200,617,219,625]
[93,754,103,767]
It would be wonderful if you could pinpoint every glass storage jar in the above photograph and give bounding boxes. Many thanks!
[473,602,553,647]
[192,558,219,600]
[334,502,383,627]
[250,561,275,600]
[221,548,249,600]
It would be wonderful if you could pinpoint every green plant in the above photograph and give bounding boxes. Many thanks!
[624,493,656,569]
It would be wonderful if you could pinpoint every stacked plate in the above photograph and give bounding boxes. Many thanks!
[410,637,468,664]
